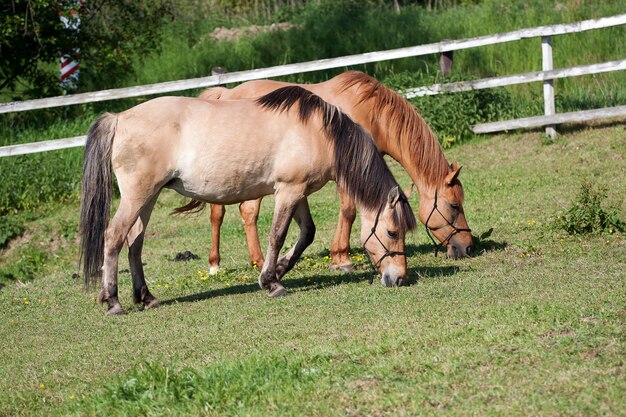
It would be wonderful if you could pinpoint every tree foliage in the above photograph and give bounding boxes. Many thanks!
[0,0,175,99]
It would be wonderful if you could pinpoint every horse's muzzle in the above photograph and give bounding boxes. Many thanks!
[381,273,406,287]
[447,243,472,259]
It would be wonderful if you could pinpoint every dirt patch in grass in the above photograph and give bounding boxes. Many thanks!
[205,22,298,42]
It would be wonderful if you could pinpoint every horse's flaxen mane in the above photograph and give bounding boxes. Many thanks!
[257,86,416,232]
[336,71,452,187]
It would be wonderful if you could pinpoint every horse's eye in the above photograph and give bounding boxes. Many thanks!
[450,204,460,210]
[387,230,399,239]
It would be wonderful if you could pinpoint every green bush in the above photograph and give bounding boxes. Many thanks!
[554,181,625,235]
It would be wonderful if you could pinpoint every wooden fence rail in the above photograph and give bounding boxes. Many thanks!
[1,13,624,157]
[402,59,626,98]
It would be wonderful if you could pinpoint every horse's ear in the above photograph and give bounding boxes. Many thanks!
[404,183,415,199]
[445,161,462,186]
[387,186,401,208]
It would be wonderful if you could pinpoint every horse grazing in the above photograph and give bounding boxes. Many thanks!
[79,86,416,315]
[189,71,472,273]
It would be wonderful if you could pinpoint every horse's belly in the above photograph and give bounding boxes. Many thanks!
[168,161,276,205]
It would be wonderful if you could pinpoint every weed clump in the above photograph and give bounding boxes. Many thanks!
[554,181,625,235]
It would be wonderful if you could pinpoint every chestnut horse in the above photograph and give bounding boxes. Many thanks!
[79,86,416,315]
[186,71,472,273]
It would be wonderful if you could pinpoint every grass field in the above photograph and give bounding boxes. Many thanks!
[0,123,624,416]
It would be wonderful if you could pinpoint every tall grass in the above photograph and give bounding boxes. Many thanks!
[130,0,625,85]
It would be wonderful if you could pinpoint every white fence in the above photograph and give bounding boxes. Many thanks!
[1,13,625,157]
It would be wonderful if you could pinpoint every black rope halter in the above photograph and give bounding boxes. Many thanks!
[362,201,407,285]
[424,189,471,257]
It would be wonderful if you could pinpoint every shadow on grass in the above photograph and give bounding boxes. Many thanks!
[406,240,508,257]
[553,117,626,135]
[405,243,438,257]
[406,265,460,285]
[312,242,441,260]
[311,238,508,260]
[516,118,626,138]
[159,270,369,306]
[159,253,463,307]
[158,237,509,306]
[160,282,261,305]
[473,239,508,254]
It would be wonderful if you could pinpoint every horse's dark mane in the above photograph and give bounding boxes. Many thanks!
[336,71,452,188]
[257,86,416,232]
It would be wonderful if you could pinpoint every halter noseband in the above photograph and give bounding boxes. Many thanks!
[424,189,471,257]
[363,200,407,285]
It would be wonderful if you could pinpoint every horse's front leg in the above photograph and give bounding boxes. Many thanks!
[258,191,302,297]
[329,187,357,271]
[276,198,315,280]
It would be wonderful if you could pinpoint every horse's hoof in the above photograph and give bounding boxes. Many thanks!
[330,263,355,272]
[143,298,160,310]
[209,266,220,275]
[105,304,125,316]
[268,284,287,298]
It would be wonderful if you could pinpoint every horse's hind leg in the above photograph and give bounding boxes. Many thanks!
[100,196,145,315]
[208,204,225,274]
[276,198,315,280]
[239,198,264,269]
[329,188,357,271]
[127,193,160,310]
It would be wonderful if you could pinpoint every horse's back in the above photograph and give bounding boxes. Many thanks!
[113,95,333,204]
[209,75,375,136]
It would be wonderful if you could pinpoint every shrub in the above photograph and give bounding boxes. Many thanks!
[554,181,625,235]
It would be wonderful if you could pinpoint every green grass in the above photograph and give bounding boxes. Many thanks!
[0,124,624,416]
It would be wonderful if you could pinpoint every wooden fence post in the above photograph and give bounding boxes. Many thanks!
[440,50,453,77]
[542,36,556,139]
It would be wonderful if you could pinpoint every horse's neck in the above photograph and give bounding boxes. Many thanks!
[324,75,449,191]
[363,95,448,191]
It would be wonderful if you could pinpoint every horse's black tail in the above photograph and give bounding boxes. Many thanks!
[79,113,117,287]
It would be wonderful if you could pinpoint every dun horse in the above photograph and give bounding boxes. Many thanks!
[187,71,472,273]
[80,86,416,315]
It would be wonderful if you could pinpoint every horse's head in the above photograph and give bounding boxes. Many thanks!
[418,161,473,259]
[360,187,416,287]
